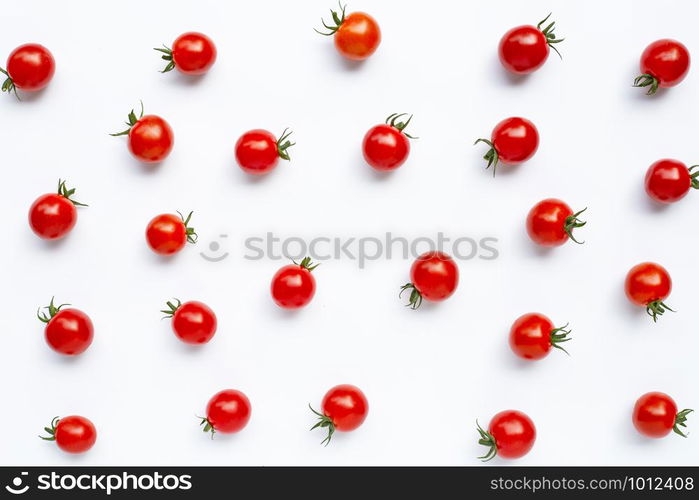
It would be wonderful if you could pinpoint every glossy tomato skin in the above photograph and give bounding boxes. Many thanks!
[489,410,536,459]
[644,159,692,203]
[271,264,316,309]
[624,262,672,306]
[146,214,187,255]
[509,313,554,360]
[492,117,539,164]
[322,384,368,432]
[28,194,77,240]
[640,39,690,88]
[410,251,459,302]
[128,115,174,163]
[335,12,381,60]
[45,309,94,356]
[54,416,97,453]
[172,32,217,75]
[235,130,279,175]
[362,124,410,171]
[5,43,55,91]
[633,392,677,438]
[499,26,549,74]
[172,301,217,344]
[526,198,573,246]
[206,389,251,433]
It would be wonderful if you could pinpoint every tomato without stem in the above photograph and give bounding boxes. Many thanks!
[315,3,381,60]
[309,384,368,445]
[41,415,97,454]
[634,39,690,95]
[477,410,536,461]
[475,117,539,175]
[155,32,217,75]
[146,212,197,255]
[271,257,318,309]
[235,129,294,175]
[498,13,564,74]
[645,159,699,204]
[37,297,93,356]
[29,180,87,240]
[400,251,459,309]
[633,392,693,438]
[161,299,217,344]
[111,102,174,163]
[526,198,586,247]
[362,113,417,171]
[1,43,55,97]
[200,389,251,437]
[509,313,572,360]
[624,262,673,322]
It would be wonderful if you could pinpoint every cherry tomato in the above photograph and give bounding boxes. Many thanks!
[310,384,368,445]
[111,102,174,163]
[400,251,459,309]
[37,297,93,356]
[162,299,217,344]
[634,39,690,95]
[633,392,693,438]
[498,13,564,74]
[1,43,55,96]
[509,313,572,360]
[235,128,294,175]
[526,198,586,247]
[145,211,197,255]
[28,180,87,240]
[156,32,217,75]
[200,389,251,436]
[477,410,536,461]
[475,117,539,175]
[271,257,318,309]
[316,3,381,60]
[362,113,416,171]
[624,262,673,322]
[40,415,97,454]
[645,159,699,204]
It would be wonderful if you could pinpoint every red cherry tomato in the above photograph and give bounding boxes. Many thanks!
[28,180,87,240]
[162,299,217,344]
[41,415,97,454]
[316,4,381,60]
[634,39,690,94]
[362,113,416,171]
[645,159,698,204]
[477,410,536,461]
[633,392,693,438]
[235,128,294,175]
[509,313,572,360]
[1,43,55,96]
[401,251,459,308]
[37,298,94,356]
[526,198,586,247]
[475,117,539,175]
[625,262,673,322]
[111,102,174,163]
[145,211,197,255]
[156,32,217,75]
[201,389,251,436]
[271,257,318,309]
[498,13,564,74]
[310,384,368,445]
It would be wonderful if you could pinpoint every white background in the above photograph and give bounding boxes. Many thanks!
[1,0,698,466]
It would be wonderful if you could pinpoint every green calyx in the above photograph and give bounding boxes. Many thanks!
[476,420,497,462]
[386,113,418,139]
[309,404,335,446]
[564,207,587,244]
[294,256,319,271]
[276,128,295,161]
[537,13,564,58]
[633,74,660,95]
[57,179,88,207]
[198,416,216,439]
[160,298,182,318]
[399,283,423,310]
[673,409,693,438]
[550,323,572,355]
[473,138,500,176]
[154,45,176,73]
[110,101,144,136]
[177,211,198,244]
[314,1,347,36]
[645,300,674,322]
[0,66,19,99]
[689,165,699,190]
[37,297,69,324]
[39,416,60,441]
